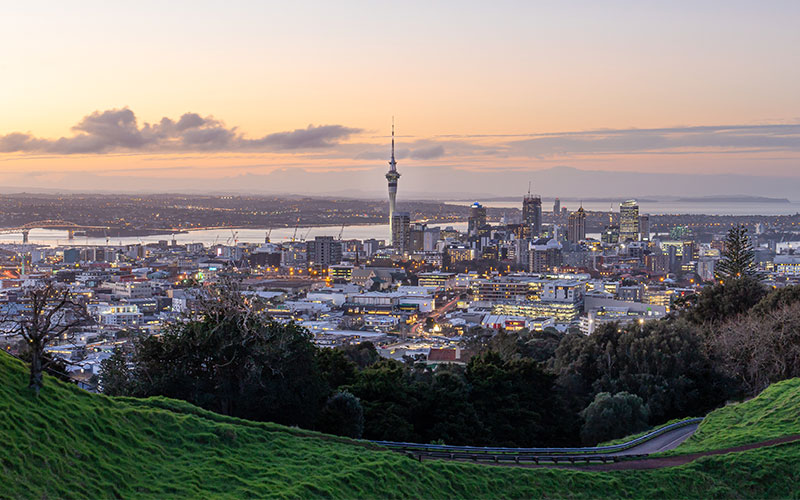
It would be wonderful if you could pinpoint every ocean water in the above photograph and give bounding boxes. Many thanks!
[448,200,800,216]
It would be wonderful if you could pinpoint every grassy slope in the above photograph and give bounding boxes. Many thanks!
[670,378,800,455]
[1,354,799,500]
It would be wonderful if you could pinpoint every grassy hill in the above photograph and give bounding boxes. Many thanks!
[1,353,799,499]
[601,378,800,451]
[670,378,800,454]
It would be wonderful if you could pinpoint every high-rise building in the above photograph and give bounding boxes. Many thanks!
[391,212,411,254]
[567,207,586,243]
[602,225,620,244]
[528,238,563,272]
[639,214,650,241]
[410,223,425,253]
[468,202,487,235]
[522,190,542,238]
[553,198,561,215]
[385,120,401,241]
[306,236,343,267]
[619,200,640,242]
[423,227,441,252]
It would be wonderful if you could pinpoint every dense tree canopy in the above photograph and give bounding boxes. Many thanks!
[130,287,327,428]
[580,392,650,445]
[680,277,766,325]
[552,320,731,424]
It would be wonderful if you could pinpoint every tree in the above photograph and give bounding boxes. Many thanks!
[316,347,358,391]
[681,277,765,325]
[2,283,89,393]
[99,348,132,396]
[466,352,560,446]
[715,225,757,282]
[580,392,649,445]
[317,391,365,438]
[346,359,416,441]
[552,320,731,423]
[132,281,327,428]
[707,301,800,395]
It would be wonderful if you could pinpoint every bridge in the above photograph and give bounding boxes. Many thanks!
[0,220,110,243]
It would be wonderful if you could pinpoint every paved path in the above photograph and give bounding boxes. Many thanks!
[586,434,800,470]
[610,423,699,456]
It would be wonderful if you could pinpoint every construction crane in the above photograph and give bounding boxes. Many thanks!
[300,227,312,242]
[291,218,300,242]
[265,228,272,243]
[338,223,345,240]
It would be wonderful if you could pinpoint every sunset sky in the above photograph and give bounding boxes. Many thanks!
[2,1,799,197]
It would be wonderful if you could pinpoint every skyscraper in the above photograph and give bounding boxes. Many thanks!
[522,188,542,238]
[553,198,561,215]
[639,214,650,241]
[619,200,640,242]
[468,202,487,235]
[385,120,401,242]
[567,206,586,243]
[391,212,411,254]
[306,236,343,267]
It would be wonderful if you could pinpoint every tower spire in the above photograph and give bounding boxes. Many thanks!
[389,116,397,172]
[386,118,401,244]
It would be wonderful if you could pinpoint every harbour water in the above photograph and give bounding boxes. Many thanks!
[3,198,800,248]
[0,222,470,248]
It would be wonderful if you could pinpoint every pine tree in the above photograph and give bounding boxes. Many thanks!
[715,224,756,282]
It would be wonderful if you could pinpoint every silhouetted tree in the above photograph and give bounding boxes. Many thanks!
[99,348,132,396]
[580,392,649,445]
[2,283,89,394]
[132,281,326,428]
[716,225,757,282]
[707,301,800,395]
[681,277,765,325]
[317,391,364,438]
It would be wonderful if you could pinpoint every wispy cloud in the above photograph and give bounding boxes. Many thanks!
[473,124,800,158]
[0,108,362,154]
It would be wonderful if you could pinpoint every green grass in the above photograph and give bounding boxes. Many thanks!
[1,353,799,499]
[669,378,800,455]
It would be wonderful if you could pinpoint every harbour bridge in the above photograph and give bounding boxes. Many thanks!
[0,220,110,243]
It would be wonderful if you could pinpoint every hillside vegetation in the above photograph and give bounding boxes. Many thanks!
[670,378,800,454]
[1,354,799,499]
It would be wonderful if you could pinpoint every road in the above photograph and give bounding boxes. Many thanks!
[373,419,705,465]
[411,295,461,336]
[610,423,699,455]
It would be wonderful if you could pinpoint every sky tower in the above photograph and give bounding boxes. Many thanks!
[386,119,401,243]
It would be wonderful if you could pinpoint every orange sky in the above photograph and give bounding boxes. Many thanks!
[1,2,799,195]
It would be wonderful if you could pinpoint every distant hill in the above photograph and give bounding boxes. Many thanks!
[1,353,798,499]
[674,195,790,203]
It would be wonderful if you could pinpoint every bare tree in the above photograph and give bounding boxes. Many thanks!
[708,302,800,394]
[2,282,90,394]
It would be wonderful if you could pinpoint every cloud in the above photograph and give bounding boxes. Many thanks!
[409,144,446,160]
[241,124,361,149]
[0,108,362,154]
[503,124,800,158]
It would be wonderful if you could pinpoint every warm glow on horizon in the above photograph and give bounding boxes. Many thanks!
[2,1,799,196]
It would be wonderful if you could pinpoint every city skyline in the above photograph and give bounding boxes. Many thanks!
[1,2,800,196]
